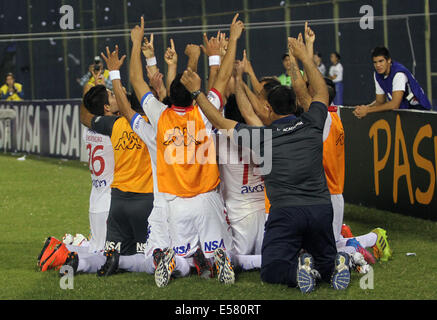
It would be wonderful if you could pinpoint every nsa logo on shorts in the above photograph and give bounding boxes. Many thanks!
[204,239,225,253]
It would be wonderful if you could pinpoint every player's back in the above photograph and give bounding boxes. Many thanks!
[83,128,114,213]
[218,138,265,221]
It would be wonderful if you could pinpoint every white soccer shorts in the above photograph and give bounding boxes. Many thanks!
[166,189,234,259]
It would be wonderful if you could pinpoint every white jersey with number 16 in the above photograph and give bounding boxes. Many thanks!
[83,128,114,213]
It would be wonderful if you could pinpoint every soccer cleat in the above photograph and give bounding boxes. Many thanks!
[346,238,376,264]
[97,249,120,277]
[192,248,214,279]
[155,248,176,287]
[331,252,351,290]
[152,248,164,269]
[62,234,74,245]
[60,251,79,276]
[72,234,87,247]
[37,237,62,267]
[297,253,317,293]
[214,248,235,284]
[341,224,354,238]
[350,252,370,274]
[372,228,392,262]
[40,243,70,272]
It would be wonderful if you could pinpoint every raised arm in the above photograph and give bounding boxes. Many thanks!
[200,32,221,91]
[242,50,262,94]
[304,22,315,58]
[141,33,158,77]
[212,14,245,97]
[288,37,328,106]
[101,45,135,122]
[129,16,152,104]
[234,61,263,126]
[181,67,237,135]
[289,32,313,111]
[185,44,201,73]
[164,38,178,96]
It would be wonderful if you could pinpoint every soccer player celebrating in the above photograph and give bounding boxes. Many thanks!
[180,34,351,293]
[128,15,244,287]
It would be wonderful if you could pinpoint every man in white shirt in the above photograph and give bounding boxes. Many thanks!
[353,46,431,118]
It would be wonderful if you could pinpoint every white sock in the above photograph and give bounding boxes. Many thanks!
[235,254,261,270]
[174,255,190,277]
[337,246,356,255]
[66,244,93,255]
[144,255,156,275]
[77,254,106,273]
[119,254,147,273]
[356,232,378,248]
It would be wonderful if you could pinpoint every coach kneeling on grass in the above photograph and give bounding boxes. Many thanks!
[180,36,351,293]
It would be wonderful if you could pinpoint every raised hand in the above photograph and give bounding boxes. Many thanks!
[242,49,252,74]
[147,67,164,91]
[180,67,201,93]
[219,32,228,57]
[185,44,201,58]
[101,45,127,71]
[229,13,244,41]
[164,39,178,65]
[288,37,309,62]
[141,33,155,59]
[131,16,145,44]
[200,33,220,57]
[233,60,244,79]
[304,21,315,45]
[91,68,104,85]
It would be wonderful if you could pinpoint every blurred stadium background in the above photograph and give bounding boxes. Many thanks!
[0,0,436,107]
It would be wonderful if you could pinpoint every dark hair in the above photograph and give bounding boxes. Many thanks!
[127,91,144,115]
[371,46,391,60]
[170,73,192,107]
[282,53,289,61]
[265,84,297,115]
[331,52,341,60]
[324,77,336,105]
[162,96,172,107]
[314,51,322,58]
[261,78,281,95]
[224,94,245,124]
[83,85,108,116]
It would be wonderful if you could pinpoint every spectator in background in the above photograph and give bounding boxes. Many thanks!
[353,46,431,118]
[77,56,112,90]
[1,73,24,101]
[328,52,343,105]
[278,53,304,87]
[314,52,326,76]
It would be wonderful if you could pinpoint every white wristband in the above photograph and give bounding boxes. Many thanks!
[209,55,220,66]
[109,70,121,81]
[146,56,157,66]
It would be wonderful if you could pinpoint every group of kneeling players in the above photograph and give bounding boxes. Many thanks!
[36,14,392,293]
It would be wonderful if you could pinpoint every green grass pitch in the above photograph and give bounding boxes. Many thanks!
[1,153,437,300]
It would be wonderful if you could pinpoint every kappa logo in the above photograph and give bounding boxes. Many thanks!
[163,126,201,147]
[114,131,142,150]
